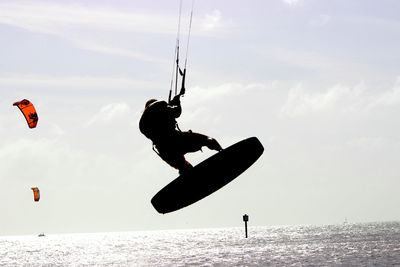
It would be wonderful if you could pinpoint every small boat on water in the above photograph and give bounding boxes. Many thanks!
[38,233,45,237]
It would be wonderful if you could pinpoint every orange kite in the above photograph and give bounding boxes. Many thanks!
[13,99,38,128]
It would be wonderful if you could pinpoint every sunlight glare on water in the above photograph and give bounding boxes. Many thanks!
[1,222,399,266]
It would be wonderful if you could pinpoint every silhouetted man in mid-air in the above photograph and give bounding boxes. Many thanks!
[139,94,222,174]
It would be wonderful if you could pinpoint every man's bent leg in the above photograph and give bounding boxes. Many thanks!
[179,131,222,153]
[158,151,193,174]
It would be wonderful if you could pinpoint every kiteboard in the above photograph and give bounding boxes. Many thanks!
[151,137,264,214]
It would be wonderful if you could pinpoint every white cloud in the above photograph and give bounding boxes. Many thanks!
[0,2,176,61]
[185,82,268,105]
[201,9,222,31]
[87,102,131,125]
[281,83,361,116]
[0,73,163,90]
[372,77,400,107]
[0,2,231,59]
[0,138,86,183]
[176,81,279,134]
[281,79,400,117]
[0,2,177,35]
[282,0,300,7]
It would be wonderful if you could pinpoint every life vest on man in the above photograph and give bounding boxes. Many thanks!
[139,100,181,144]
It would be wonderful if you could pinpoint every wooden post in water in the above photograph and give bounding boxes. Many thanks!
[243,214,249,238]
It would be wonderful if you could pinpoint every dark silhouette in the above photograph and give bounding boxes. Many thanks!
[139,94,222,174]
[151,137,264,213]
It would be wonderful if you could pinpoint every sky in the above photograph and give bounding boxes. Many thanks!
[1,0,400,236]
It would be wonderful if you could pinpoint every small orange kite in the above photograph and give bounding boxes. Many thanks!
[13,99,38,128]
[31,187,40,202]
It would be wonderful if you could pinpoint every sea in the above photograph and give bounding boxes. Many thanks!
[1,221,399,266]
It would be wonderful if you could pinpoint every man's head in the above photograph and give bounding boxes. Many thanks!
[145,98,157,109]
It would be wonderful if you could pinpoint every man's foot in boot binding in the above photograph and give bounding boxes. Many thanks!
[206,138,223,152]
